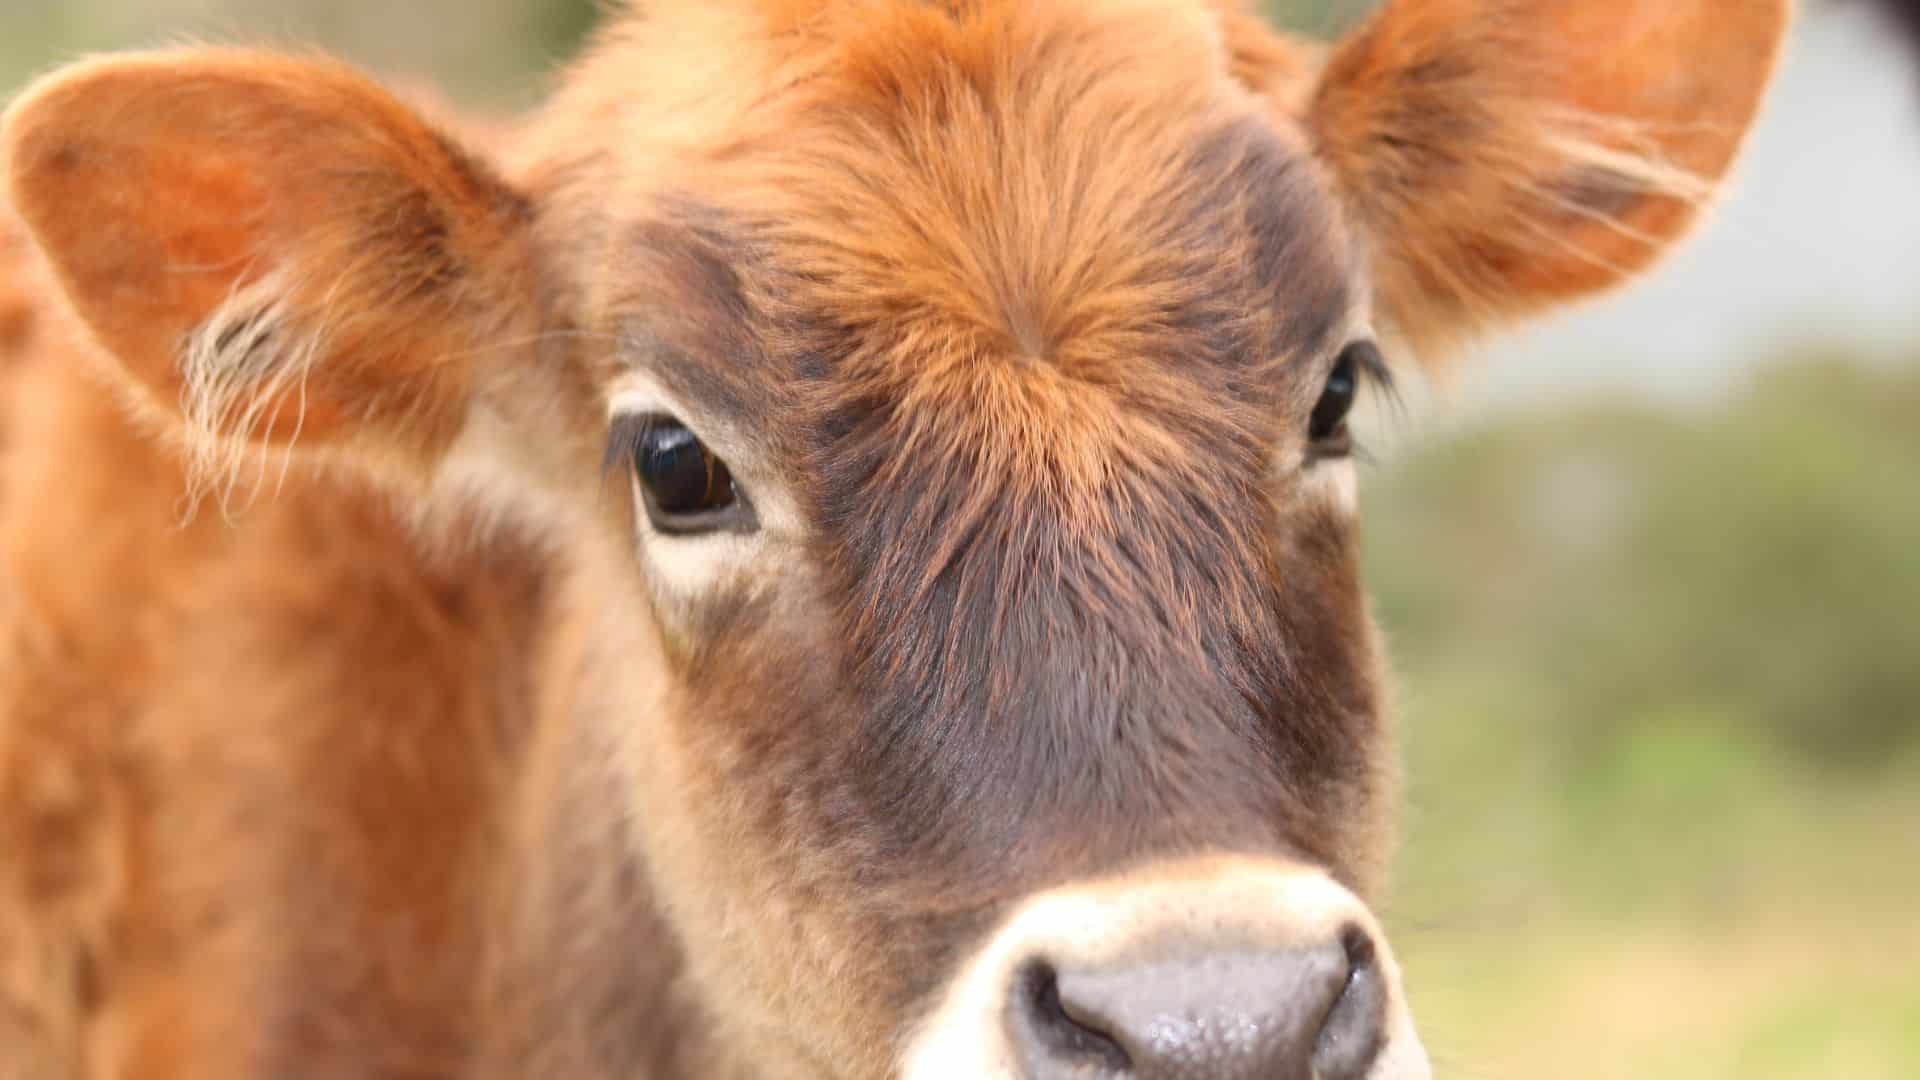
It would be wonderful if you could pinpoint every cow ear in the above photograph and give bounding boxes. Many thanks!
[2,49,541,481]
[1302,0,1792,359]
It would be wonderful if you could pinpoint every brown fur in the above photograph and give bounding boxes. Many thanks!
[0,2,1789,1078]
[0,252,552,1077]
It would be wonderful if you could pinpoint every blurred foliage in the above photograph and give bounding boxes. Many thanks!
[2,1,1369,105]
[1371,358,1920,780]
[1370,355,1920,915]
[0,0,601,104]
[1265,0,1372,34]
[1376,357,1920,1078]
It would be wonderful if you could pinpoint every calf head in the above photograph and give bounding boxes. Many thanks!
[4,1,1788,1077]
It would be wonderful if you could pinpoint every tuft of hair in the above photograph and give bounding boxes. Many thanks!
[173,272,333,519]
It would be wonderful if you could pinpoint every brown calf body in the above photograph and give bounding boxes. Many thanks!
[0,213,553,1076]
[0,2,1788,1078]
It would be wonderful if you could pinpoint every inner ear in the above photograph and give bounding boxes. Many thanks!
[3,49,543,485]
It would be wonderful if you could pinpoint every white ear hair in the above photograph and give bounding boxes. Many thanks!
[176,270,327,518]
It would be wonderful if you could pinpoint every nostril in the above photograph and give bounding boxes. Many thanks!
[1315,925,1389,1080]
[1340,923,1377,973]
[1007,932,1391,1080]
[1013,960,1132,1073]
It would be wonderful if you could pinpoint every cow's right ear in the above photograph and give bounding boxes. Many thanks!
[3,49,544,483]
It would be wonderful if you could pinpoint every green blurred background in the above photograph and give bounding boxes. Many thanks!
[5,2,1916,1077]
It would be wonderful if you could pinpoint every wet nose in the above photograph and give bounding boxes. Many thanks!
[899,857,1428,1080]
[1008,925,1385,1080]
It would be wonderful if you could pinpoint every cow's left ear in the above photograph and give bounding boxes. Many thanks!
[3,49,543,480]
[1278,0,1792,358]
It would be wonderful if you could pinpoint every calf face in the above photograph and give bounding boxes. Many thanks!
[3,1,1788,1077]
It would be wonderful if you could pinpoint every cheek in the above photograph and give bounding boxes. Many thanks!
[568,494,961,1073]
[1310,602,1396,898]
[614,617,953,1075]
[1260,497,1396,893]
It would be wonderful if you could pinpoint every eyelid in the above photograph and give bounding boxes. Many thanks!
[1341,340,1395,400]
[1302,340,1395,468]
[1337,339,1402,434]
[605,412,663,476]
[606,375,754,470]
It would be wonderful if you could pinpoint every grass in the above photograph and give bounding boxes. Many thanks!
[1410,902,1920,1080]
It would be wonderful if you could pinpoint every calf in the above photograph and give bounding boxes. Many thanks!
[0,1,1788,1078]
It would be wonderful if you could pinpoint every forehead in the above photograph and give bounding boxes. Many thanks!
[583,0,1356,436]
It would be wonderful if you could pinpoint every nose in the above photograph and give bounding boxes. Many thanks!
[900,856,1429,1080]
[1009,926,1385,1079]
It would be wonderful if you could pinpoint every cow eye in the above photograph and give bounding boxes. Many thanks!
[613,415,751,535]
[1310,341,1385,455]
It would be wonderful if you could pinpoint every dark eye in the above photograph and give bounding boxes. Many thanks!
[614,415,750,534]
[1310,340,1383,454]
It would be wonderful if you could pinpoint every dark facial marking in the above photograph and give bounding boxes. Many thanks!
[769,119,1377,893]
[615,207,772,431]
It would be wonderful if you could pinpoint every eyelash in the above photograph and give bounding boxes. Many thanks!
[604,413,661,476]
[1350,342,1396,398]
[1349,345,1399,462]
[1305,340,1397,468]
